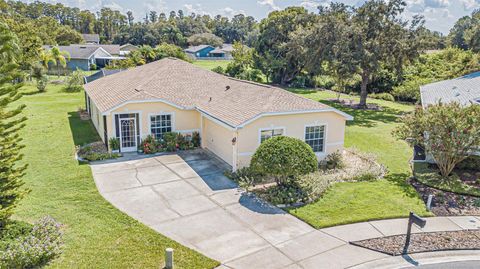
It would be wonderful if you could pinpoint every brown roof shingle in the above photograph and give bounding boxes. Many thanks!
[84,58,351,127]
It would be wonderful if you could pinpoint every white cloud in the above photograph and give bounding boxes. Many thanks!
[183,3,210,16]
[461,0,480,10]
[257,0,280,10]
[424,0,450,8]
[219,7,246,18]
[143,0,166,13]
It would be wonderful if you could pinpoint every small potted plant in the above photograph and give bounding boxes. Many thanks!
[108,137,120,153]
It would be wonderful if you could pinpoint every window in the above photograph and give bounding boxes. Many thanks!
[305,125,325,152]
[260,128,284,143]
[150,114,172,140]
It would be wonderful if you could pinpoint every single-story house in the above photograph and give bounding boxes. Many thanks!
[84,58,353,171]
[184,45,215,58]
[43,45,126,71]
[185,44,234,60]
[82,34,100,44]
[416,72,480,162]
[119,43,139,56]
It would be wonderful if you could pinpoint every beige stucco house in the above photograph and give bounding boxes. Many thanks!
[84,58,353,170]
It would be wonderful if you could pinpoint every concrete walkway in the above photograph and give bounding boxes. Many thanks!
[90,150,480,269]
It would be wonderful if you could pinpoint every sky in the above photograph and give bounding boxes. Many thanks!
[22,0,480,34]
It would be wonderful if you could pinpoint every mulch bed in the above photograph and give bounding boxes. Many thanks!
[411,178,480,216]
[352,230,480,256]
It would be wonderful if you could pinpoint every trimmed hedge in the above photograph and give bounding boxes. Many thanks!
[250,136,317,185]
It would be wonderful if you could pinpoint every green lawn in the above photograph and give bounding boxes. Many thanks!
[13,84,218,268]
[288,90,432,228]
[192,60,231,70]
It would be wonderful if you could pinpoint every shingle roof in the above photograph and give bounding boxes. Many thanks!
[420,72,480,108]
[43,45,101,59]
[84,69,125,83]
[84,58,352,127]
[82,34,100,43]
[184,45,213,53]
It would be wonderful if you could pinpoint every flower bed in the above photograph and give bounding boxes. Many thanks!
[76,142,120,162]
[140,132,200,154]
[351,230,480,256]
[229,148,387,207]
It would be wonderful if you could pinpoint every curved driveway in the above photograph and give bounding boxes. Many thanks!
[90,150,480,269]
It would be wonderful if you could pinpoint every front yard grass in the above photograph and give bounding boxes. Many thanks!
[13,84,219,268]
[192,60,231,70]
[288,90,432,228]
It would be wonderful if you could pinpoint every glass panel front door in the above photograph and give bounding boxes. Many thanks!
[120,118,137,152]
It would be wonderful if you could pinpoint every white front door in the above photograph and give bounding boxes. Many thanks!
[119,117,137,152]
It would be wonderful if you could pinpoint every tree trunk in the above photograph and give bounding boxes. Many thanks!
[359,71,369,109]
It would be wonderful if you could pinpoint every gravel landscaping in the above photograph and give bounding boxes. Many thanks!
[411,178,480,216]
[352,230,480,256]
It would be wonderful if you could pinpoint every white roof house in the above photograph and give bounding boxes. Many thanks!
[420,72,480,108]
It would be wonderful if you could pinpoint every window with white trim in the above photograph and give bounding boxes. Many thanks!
[305,125,325,152]
[260,128,283,143]
[150,114,172,140]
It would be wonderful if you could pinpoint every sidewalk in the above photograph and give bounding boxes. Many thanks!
[219,216,480,268]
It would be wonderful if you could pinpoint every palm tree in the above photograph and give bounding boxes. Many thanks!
[39,50,54,69]
[50,47,70,77]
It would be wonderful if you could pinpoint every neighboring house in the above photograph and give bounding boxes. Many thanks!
[184,44,234,60]
[43,45,125,71]
[184,45,215,58]
[417,72,480,162]
[84,58,353,171]
[119,43,139,56]
[82,34,100,44]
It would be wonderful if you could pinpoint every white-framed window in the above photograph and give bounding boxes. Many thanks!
[260,128,284,143]
[150,114,172,140]
[305,125,326,152]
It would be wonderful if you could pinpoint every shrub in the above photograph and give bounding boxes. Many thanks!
[77,141,119,161]
[320,151,345,170]
[108,137,120,151]
[83,152,120,161]
[141,135,161,154]
[370,92,395,102]
[250,136,318,185]
[0,216,63,268]
[36,76,48,92]
[211,66,225,74]
[258,181,306,205]
[192,132,201,148]
[225,167,262,191]
[457,156,480,171]
[63,70,84,92]
[297,171,336,202]
[313,75,335,89]
[163,132,179,152]
[90,63,97,70]
[394,102,480,178]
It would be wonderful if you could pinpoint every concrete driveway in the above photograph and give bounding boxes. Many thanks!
[91,150,385,268]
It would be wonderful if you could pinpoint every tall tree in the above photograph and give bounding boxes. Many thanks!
[254,7,315,84]
[0,22,29,227]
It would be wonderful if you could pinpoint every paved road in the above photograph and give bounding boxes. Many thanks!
[405,261,480,269]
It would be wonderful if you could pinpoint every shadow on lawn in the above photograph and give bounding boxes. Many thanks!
[67,111,101,147]
[289,89,406,128]
[320,99,405,128]
[385,172,420,199]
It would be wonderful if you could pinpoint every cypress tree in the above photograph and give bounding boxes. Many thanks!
[0,22,29,227]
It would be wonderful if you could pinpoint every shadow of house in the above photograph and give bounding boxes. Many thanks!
[67,111,101,147]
